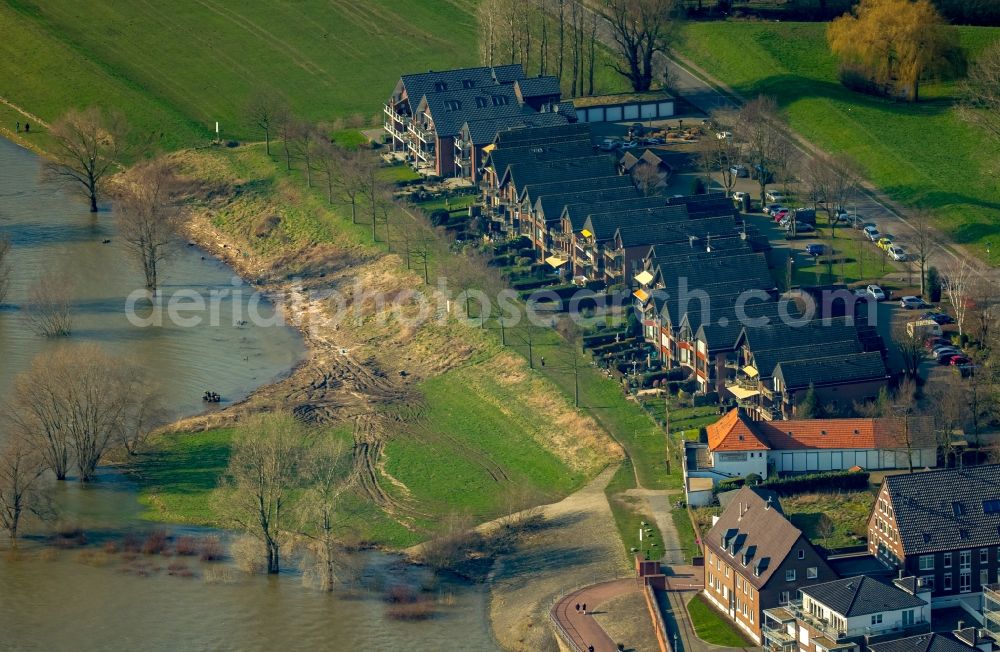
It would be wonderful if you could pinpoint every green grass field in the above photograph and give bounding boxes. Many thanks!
[604,460,665,562]
[0,1,631,151]
[687,594,753,647]
[678,21,1000,263]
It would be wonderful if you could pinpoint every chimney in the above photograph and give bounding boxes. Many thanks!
[765,496,773,510]
[898,569,904,579]
[958,621,965,632]
[689,235,698,249]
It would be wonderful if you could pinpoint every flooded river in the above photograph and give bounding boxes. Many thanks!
[0,138,499,651]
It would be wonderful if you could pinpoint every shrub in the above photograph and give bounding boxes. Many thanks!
[429,209,450,226]
[762,470,870,496]
[175,536,199,556]
[199,536,225,562]
[515,256,533,267]
[142,529,169,555]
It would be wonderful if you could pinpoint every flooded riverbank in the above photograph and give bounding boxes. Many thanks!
[0,136,500,651]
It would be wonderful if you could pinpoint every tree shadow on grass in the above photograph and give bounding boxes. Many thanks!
[730,74,954,119]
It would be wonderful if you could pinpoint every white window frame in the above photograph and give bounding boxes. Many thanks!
[785,569,796,582]
[919,555,935,571]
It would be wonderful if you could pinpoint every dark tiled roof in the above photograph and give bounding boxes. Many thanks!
[553,101,578,120]
[696,300,792,352]
[654,252,774,297]
[716,487,783,513]
[505,156,618,193]
[705,486,828,589]
[801,576,925,617]
[751,339,863,380]
[521,176,633,208]
[616,215,742,248]
[464,112,569,145]
[565,197,666,231]
[421,85,525,136]
[773,351,888,390]
[493,122,590,147]
[885,464,1000,555]
[869,633,981,652]
[489,137,594,179]
[584,205,688,241]
[741,317,865,377]
[515,76,561,98]
[399,64,524,106]
[535,187,640,223]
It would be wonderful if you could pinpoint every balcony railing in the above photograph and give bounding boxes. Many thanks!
[605,248,623,261]
[408,123,436,144]
[762,625,796,651]
[383,103,409,124]
[784,601,847,641]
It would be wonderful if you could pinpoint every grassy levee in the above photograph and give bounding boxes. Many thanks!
[604,460,665,562]
[126,144,632,547]
[677,21,1000,264]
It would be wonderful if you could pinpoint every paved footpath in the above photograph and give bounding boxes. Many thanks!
[551,578,639,652]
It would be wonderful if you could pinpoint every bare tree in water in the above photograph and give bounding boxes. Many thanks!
[46,107,132,212]
[214,412,310,574]
[22,271,73,337]
[0,433,52,547]
[296,435,354,591]
[114,158,184,292]
[5,344,155,481]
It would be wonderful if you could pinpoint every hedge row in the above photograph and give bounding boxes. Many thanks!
[714,470,871,497]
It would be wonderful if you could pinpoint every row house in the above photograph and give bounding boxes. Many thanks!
[763,575,931,652]
[867,465,1000,605]
[385,64,574,178]
[456,111,571,181]
[730,319,888,420]
[573,204,689,283]
[522,184,640,260]
[704,486,838,644]
[684,409,937,505]
[869,630,994,652]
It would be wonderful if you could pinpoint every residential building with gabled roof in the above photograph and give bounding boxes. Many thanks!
[763,575,932,652]
[703,486,838,644]
[867,465,1000,604]
[869,631,994,652]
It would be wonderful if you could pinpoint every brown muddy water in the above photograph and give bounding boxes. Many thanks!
[0,138,499,651]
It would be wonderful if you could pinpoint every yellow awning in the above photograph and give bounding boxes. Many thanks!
[728,385,760,400]
[482,143,496,153]
[634,270,654,286]
[581,229,592,238]
[545,256,568,268]
[742,365,759,378]
[633,288,650,303]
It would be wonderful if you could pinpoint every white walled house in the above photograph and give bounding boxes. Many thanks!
[763,576,932,652]
[682,410,936,506]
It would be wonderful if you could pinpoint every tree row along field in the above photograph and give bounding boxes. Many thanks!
[676,20,1000,263]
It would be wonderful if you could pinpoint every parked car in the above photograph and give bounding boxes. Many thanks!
[924,336,950,350]
[900,295,929,309]
[876,236,895,251]
[732,191,749,204]
[716,130,733,139]
[866,284,886,301]
[850,217,869,230]
[806,244,826,256]
[730,164,749,178]
[949,356,971,366]
[834,208,851,222]
[786,222,815,233]
[774,209,790,223]
[888,245,908,261]
[921,311,955,325]
[931,344,960,357]
[619,140,638,150]
[642,136,664,145]
[864,227,881,242]
[765,190,786,203]
[763,203,784,216]
[599,138,619,151]
[938,351,965,364]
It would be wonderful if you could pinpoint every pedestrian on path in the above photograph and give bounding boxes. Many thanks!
[582,602,587,614]
[15,121,19,133]
[575,603,580,612]
[24,122,29,133]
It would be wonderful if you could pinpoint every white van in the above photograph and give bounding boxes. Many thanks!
[907,319,942,339]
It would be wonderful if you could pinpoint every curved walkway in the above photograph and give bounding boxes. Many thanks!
[551,578,638,652]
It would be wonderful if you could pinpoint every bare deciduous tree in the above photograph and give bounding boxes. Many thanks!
[334,148,375,225]
[632,162,663,197]
[907,210,938,300]
[605,0,679,92]
[942,259,975,339]
[114,159,184,292]
[46,107,131,212]
[214,412,310,574]
[244,91,289,157]
[894,320,924,379]
[296,435,354,591]
[958,41,1000,142]
[735,96,788,207]
[23,271,73,337]
[6,345,153,481]
[0,434,51,547]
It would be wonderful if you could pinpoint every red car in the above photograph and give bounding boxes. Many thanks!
[773,209,789,222]
[949,356,971,366]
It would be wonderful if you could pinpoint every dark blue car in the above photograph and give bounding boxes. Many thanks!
[806,244,825,256]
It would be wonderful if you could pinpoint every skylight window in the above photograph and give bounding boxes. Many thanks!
[953,501,966,517]
[984,499,1000,514]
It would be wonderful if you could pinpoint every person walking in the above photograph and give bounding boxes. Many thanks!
[24,122,30,133]
[581,602,587,615]
[540,356,546,367]
[575,603,580,613]
[15,121,19,133]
